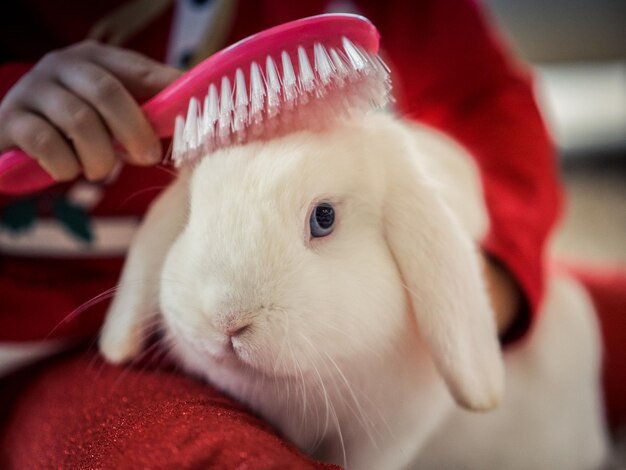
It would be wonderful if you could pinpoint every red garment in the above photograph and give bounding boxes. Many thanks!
[0,0,562,343]
[565,264,626,430]
[0,350,339,469]
[1,267,623,469]
[226,0,564,339]
[0,0,585,467]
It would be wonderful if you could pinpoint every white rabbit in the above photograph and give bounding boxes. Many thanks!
[100,113,609,469]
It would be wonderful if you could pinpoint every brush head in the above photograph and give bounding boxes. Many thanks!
[170,17,392,166]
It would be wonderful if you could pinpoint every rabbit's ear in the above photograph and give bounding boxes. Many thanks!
[99,171,190,364]
[383,151,504,411]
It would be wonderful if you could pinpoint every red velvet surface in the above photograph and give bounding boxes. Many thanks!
[572,266,626,430]
[0,349,339,469]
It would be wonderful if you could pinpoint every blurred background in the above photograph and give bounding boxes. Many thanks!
[484,0,626,265]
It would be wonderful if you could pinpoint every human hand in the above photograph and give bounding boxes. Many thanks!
[481,253,522,336]
[0,40,182,183]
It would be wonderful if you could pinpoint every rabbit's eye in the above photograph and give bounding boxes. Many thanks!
[310,203,335,238]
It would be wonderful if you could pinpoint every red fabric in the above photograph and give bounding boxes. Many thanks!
[0,1,173,63]
[0,63,32,99]
[1,266,623,469]
[0,0,585,466]
[570,265,626,430]
[0,350,339,469]
[0,0,561,344]
[224,0,563,334]
[0,257,119,341]
[358,0,562,337]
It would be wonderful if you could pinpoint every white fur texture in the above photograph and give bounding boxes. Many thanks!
[100,113,608,469]
[418,273,609,469]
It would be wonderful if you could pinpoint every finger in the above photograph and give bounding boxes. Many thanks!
[72,41,182,100]
[6,110,80,182]
[24,83,118,182]
[56,61,162,166]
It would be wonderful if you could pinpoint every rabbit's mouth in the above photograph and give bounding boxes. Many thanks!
[162,312,304,379]
[186,332,243,363]
[172,328,260,371]
[166,330,248,375]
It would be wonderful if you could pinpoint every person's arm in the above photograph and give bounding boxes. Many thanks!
[357,0,562,341]
[482,253,522,336]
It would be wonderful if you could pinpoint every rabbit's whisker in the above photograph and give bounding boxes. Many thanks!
[320,348,381,451]
[120,185,169,208]
[300,332,347,469]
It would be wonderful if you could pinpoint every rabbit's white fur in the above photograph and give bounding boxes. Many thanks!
[100,113,608,469]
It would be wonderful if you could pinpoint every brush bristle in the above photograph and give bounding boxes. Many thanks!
[171,37,392,165]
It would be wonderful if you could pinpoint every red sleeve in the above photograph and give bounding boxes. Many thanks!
[358,0,563,340]
[0,63,31,100]
[0,62,33,213]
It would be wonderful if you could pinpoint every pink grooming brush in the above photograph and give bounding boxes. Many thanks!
[0,14,391,195]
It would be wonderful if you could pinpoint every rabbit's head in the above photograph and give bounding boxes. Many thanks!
[155,113,502,412]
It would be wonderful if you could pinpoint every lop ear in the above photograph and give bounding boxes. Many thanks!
[383,147,504,411]
[99,170,190,363]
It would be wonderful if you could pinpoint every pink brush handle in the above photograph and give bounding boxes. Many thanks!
[0,150,55,195]
[0,14,379,195]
